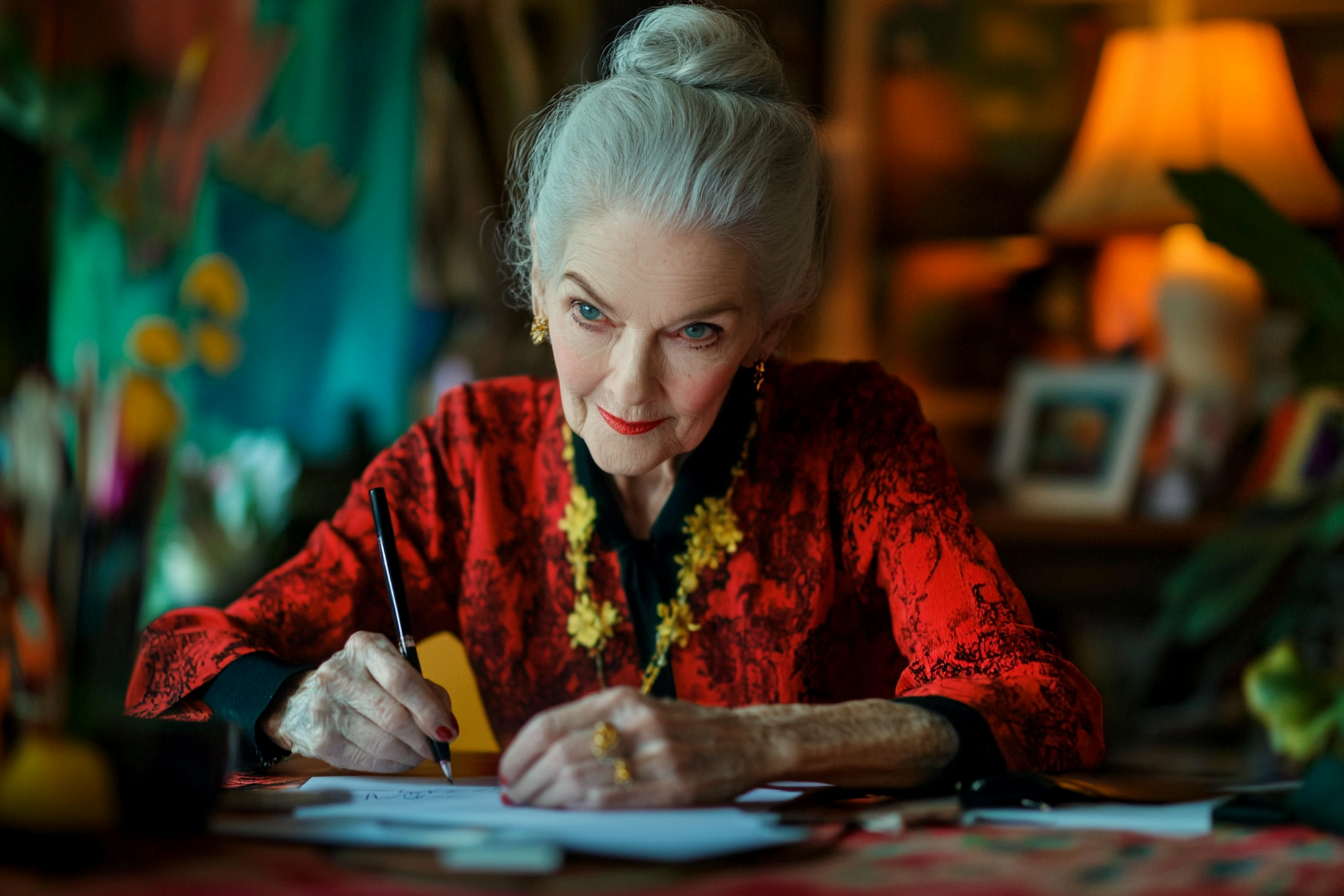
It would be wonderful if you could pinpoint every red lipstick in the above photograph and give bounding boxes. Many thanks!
[598,406,666,436]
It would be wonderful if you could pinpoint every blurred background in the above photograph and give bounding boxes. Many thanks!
[4,0,1344,776]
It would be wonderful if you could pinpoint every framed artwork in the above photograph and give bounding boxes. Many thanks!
[994,362,1162,518]
[1263,389,1344,504]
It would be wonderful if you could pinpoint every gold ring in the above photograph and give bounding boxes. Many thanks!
[592,721,620,759]
[612,757,633,789]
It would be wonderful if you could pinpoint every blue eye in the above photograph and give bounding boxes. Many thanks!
[577,303,603,321]
[682,323,713,340]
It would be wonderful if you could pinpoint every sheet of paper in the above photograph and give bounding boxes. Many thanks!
[735,781,831,804]
[211,814,495,849]
[289,777,807,861]
[964,798,1231,838]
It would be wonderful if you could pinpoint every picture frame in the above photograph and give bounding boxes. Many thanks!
[994,362,1163,518]
[1263,388,1344,504]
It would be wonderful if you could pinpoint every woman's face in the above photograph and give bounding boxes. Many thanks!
[534,210,766,477]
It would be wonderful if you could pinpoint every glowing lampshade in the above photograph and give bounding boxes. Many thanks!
[1038,20,1343,240]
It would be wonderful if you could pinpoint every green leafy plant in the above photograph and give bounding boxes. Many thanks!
[1243,639,1344,835]
[1168,166,1344,387]
[1244,640,1344,763]
[1159,166,1344,836]
[1155,166,1344,652]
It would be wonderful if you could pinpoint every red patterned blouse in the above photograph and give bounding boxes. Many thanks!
[127,361,1104,773]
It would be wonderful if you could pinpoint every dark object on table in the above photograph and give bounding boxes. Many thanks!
[1214,793,1294,827]
[1290,756,1344,835]
[958,770,1217,809]
[99,716,233,835]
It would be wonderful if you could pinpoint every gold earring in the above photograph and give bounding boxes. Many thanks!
[753,358,766,391]
[530,313,549,345]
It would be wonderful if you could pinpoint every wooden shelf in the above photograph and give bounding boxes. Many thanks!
[974,507,1229,550]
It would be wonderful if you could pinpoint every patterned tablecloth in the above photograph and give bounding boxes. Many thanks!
[3,824,1344,895]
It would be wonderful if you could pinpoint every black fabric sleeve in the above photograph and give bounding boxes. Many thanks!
[201,652,314,768]
[893,695,1008,792]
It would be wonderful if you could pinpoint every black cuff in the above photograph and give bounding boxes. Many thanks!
[892,695,1008,793]
[202,652,314,768]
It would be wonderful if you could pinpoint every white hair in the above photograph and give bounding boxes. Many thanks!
[502,4,826,327]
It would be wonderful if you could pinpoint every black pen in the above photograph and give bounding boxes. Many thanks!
[369,487,453,783]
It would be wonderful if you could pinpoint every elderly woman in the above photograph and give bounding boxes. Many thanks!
[128,5,1103,808]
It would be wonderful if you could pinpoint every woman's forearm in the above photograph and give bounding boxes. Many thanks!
[736,699,959,789]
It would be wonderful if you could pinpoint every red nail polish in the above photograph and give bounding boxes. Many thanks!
[501,794,516,806]
[436,726,452,742]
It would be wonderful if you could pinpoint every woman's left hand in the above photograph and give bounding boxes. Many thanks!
[498,686,774,809]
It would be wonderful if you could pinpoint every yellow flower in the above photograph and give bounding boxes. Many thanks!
[125,315,188,371]
[673,558,699,596]
[682,496,743,557]
[568,593,620,650]
[180,253,248,320]
[655,601,701,650]
[559,484,597,592]
[558,485,596,549]
[704,496,745,554]
[565,548,588,594]
[561,425,575,463]
[192,321,245,376]
[119,372,182,453]
[673,492,744,598]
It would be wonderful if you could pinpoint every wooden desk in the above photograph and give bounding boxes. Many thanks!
[5,756,1344,894]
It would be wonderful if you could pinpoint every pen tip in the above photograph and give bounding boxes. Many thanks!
[440,759,453,784]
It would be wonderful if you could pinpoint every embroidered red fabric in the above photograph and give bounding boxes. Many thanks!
[127,361,1104,772]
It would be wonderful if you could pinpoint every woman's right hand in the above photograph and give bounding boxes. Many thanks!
[261,630,458,773]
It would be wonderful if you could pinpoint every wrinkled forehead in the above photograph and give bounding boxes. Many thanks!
[548,210,761,316]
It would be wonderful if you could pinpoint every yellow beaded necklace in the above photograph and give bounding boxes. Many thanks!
[558,419,756,693]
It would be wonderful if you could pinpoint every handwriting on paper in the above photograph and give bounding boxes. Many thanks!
[361,789,459,802]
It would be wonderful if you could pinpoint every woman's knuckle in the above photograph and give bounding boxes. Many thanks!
[610,685,639,706]
[313,730,340,756]
[556,765,582,791]
[560,735,588,762]
[369,731,399,758]
[537,715,565,743]
[311,670,337,692]
[388,666,415,694]
[381,706,411,735]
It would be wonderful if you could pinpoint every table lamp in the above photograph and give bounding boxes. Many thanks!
[1035,8,1343,515]
[1038,17,1341,240]
[1038,14,1342,355]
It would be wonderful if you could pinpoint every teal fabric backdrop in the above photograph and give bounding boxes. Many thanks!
[50,0,421,458]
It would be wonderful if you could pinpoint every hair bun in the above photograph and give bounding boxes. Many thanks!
[606,5,789,102]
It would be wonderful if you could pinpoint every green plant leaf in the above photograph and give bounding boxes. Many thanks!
[1159,511,1313,645]
[1166,167,1344,330]
[1306,496,1344,552]
[1244,640,1340,763]
[1292,321,1344,388]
